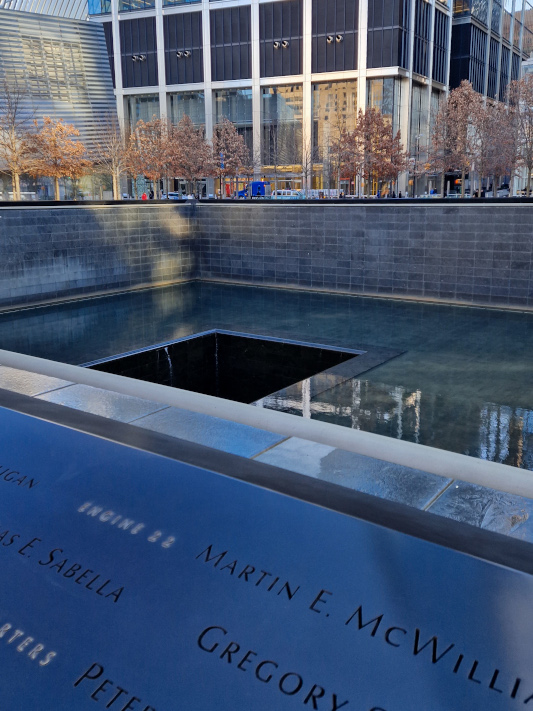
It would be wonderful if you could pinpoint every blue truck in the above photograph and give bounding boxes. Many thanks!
[238,181,272,198]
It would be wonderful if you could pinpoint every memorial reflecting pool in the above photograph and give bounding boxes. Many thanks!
[2,281,533,469]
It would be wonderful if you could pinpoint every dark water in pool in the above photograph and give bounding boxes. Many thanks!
[1,282,533,468]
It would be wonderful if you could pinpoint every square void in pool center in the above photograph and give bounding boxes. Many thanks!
[85,330,363,404]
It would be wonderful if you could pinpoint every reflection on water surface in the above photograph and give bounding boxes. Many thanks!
[2,281,533,469]
[260,379,533,470]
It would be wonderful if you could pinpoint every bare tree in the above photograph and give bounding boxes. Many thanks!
[475,101,515,194]
[445,81,483,197]
[28,116,90,200]
[385,129,409,195]
[128,117,171,198]
[429,99,456,195]
[168,115,214,196]
[212,118,250,198]
[301,135,319,197]
[340,108,407,197]
[510,74,533,196]
[91,117,130,200]
[0,81,34,200]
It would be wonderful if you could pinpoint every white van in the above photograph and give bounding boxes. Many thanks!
[271,189,303,200]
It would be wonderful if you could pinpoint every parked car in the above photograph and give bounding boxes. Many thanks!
[485,188,510,198]
[161,192,185,200]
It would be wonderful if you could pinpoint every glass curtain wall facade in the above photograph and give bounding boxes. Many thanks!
[261,85,303,185]
[214,89,253,154]
[451,0,528,99]
[366,77,402,132]
[312,80,357,189]
[125,94,160,130]
[169,91,205,125]
[88,0,463,194]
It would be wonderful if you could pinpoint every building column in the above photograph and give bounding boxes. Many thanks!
[112,0,125,125]
[424,0,437,195]
[302,0,313,191]
[155,0,167,119]
[357,0,368,112]
[202,0,214,194]
[251,0,261,177]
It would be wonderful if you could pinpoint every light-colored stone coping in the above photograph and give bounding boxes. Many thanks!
[1,347,533,501]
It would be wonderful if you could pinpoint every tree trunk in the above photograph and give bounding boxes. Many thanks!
[527,164,532,197]
[440,172,445,197]
[12,171,21,201]
[54,176,60,201]
[112,170,119,200]
[461,168,465,198]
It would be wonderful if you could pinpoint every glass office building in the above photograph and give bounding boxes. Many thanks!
[87,0,528,190]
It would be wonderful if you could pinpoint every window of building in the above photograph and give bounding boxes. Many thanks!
[499,44,510,100]
[120,17,158,88]
[524,1,533,34]
[491,0,502,32]
[260,0,302,77]
[261,84,303,173]
[429,88,440,135]
[469,24,487,92]
[523,0,533,52]
[409,82,428,160]
[164,13,203,84]
[119,0,155,10]
[125,94,159,131]
[311,0,358,73]
[210,6,252,80]
[511,50,521,78]
[453,0,469,17]
[413,0,431,76]
[514,0,526,47]
[164,0,200,6]
[367,0,410,69]
[513,17,522,46]
[214,88,253,154]
[471,0,488,24]
[502,0,513,40]
[487,37,499,98]
[367,77,402,133]
[88,0,111,14]
[312,81,357,187]
[169,92,205,125]
[432,9,449,83]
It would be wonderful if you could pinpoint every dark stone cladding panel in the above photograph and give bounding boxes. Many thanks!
[3,202,533,309]
[195,203,533,308]
[0,203,199,308]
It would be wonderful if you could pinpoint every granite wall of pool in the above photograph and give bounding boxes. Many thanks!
[0,203,198,308]
[1,201,533,309]
[197,203,533,308]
